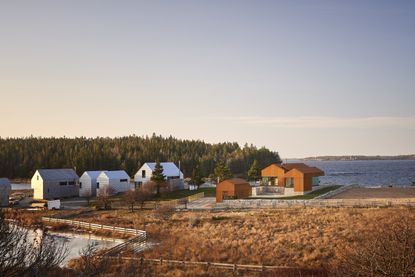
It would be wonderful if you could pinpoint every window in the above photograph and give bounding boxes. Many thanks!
[96,182,100,189]
[79,182,82,188]
[47,188,49,193]
[68,181,75,185]
[120,179,128,182]
[37,175,39,181]
[142,170,146,178]
[59,181,67,186]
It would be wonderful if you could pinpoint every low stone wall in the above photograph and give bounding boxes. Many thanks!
[221,197,415,209]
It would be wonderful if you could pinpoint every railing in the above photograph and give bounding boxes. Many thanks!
[101,256,301,272]
[42,217,146,237]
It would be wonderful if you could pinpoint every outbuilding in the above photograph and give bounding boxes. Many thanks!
[79,171,106,197]
[31,169,79,200]
[96,170,131,195]
[216,178,252,202]
[0,178,11,207]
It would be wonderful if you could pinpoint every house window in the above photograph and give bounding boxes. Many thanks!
[120,179,128,182]
[79,182,82,188]
[68,181,75,185]
[96,182,100,189]
[142,170,146,178]
[37,175,39,181]
[47,188,49,193]
[59,181,67,186]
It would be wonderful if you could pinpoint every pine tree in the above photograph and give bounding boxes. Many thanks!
[247,160,260,181]
[214,162,233,183]
[151,160,166,196]
[191,166,204,189]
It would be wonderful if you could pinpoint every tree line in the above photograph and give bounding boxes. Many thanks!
[0,134,281,179]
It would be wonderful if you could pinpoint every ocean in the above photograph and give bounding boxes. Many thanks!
[294,160,415,186]
[11,160,415,189]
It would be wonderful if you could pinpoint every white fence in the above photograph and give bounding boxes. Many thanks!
[42,217,146,237]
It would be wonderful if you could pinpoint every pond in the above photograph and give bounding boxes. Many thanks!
[30,229,124,266]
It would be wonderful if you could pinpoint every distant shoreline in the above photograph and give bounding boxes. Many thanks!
[302,155,415,161]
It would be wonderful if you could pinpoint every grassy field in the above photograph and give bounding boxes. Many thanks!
[32,205,413,271]
[159,187,216,200]
[277,185,342,200]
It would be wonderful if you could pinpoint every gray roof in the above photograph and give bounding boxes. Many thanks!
[37,169,79,180]
[145,162,182,177]
[0,178,10,186]
[98,170,130,180]
[83,171,107,179]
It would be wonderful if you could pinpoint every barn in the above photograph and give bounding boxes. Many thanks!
[216,178,252,203]
[31,169,79,200]
[0,178,11,207]
[96,170,131,195]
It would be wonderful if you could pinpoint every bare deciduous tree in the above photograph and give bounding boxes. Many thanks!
[0,211,68,277]
[96,186,115,210]
[70,242,109,277]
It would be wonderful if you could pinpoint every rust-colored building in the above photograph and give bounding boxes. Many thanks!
[261,163,324,193]
[216,178,252,202]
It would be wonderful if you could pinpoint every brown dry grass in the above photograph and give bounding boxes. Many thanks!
[58,206,415,270]
[9,205,415,273]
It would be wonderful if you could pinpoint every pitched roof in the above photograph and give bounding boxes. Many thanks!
[283,163,325,175]
[37,169,78,180]
[83,171,107,179]
[145,162,183,177]
[99,170,130,179]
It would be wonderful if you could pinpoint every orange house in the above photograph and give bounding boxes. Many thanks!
[261,163,324,194]
[216,178,252,202]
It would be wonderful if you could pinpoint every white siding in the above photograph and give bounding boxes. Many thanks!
[79,174,93,197]
[134,164,153,185]
[97,171,131,195]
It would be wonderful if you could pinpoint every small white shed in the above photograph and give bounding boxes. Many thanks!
[96,170,131,195]
[79,171,106,197]
[0,178,11,207]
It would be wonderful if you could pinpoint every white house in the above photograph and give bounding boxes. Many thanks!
[79,171,106,197]
[96,170,131,195]
[134,162,184,191]
[31,169,79,200]
[0,178,11,207]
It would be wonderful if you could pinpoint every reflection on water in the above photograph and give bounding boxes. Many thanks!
[48,231,124,266]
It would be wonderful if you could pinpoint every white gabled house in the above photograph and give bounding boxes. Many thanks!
[31,169,79,200]
[96,170,131,195]
[134,162,184,191]
[79,171,106,197]
[0,178,11,207]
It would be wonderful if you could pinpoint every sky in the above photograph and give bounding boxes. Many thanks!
[1,0,414,158]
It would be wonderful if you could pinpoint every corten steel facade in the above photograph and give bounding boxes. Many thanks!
[216,178,252,202]
[261,163,324,193]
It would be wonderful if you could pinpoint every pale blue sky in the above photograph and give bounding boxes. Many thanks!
[1,1,414,157]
